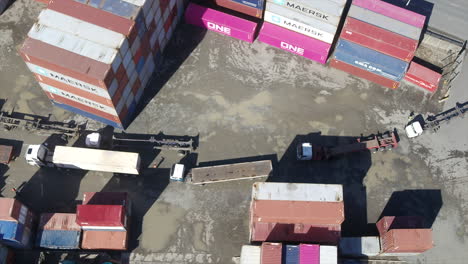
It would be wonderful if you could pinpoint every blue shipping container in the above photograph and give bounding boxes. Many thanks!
[334,39,409,81]
[283,245,299,264]
[0,221,29,248]
[36,230,81,249]
[232,0,265,9]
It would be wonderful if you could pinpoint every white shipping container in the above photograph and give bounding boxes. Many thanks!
[320,245,337,264]
[240,245,261,264]
[266,0,343,25]
[264,11,335,43]
[252,183,343,202]
[339,237,381,257]
[38,9,126,49]
[28,23,119,65]
[52,146,141,175]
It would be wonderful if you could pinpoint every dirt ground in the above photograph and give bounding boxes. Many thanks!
[0,1,467,264]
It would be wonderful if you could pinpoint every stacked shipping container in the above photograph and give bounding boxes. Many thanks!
[240,245,261,264]
[259,0,346,64]
[36,213,81,249]
[215,0,264,18]
[0,198,34,248]
[249,183,344,244]
[331,0,425,89]
[19,0,186,129]
[404,61,442,93]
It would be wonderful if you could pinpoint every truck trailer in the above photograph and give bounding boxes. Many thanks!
[25,145,141,175]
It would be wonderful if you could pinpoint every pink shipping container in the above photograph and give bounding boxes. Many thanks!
[0,198,34,229]
[76,205,126,230]
[300,244,319,264]
[261,242,282,264]
[251,200,345,225]
[404,61,441,93]
[81,230,127,250]
[258,22,330,64]
[352,0,426,28]
[39,213,80,231]
[185,3,258,43]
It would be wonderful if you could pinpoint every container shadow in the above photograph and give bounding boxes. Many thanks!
[197,154,278,168]
[378,189,443,228]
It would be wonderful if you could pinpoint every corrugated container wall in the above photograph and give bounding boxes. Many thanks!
[252,182,343,202]
[0,221,31,248]
[319,245,337,264]
[404,61,441,93]
[240,245,261,264]
[36,230,81,249]
[381,229,433,253]
[81,230,127,250]
[215,0,263,18]
[267,0,345,25]
[284,245,299,264]
[261,242,282,264]
[39,213,80,231]
[76,205,126,230]
[376,216,424,236]
[299,244,319,264]
[339,236,380,257]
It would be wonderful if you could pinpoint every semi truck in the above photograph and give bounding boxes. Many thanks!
[297,131,398,161]
[25,144,141,175]
[405,101,467,138]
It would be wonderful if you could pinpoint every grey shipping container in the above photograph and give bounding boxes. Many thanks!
[348,5,422,40]
[266,0,343,25]
[266,2,338,34]
[334,39,409,81]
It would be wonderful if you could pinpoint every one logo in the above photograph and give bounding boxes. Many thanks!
[280,42,305,55]
[272,15,281,23]
[274,0,285,4]
[207,22,231,35]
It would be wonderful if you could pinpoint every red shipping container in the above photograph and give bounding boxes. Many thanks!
[76,205,126,230]
[381,229,433,253]
[329,59,400,89]
[81,230,127,250]
[83,192,131,215]
[39,213,81,231]
[341,18,417,62]
[376,216,424,236]
[251,221,341,244]
[404,61,441,93]
[215,0,263,18]
[261,242,282,264]
[251,200,344,225]
[0,198,34,228]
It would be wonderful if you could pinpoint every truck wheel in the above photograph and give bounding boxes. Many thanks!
[386,145,393,151]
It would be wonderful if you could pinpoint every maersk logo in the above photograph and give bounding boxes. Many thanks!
[274,0,285,4]
[272,15,281,23]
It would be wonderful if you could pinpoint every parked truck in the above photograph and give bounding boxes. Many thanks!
[25,144,141,175]
[405,101,467,138]
[297,131,398,161]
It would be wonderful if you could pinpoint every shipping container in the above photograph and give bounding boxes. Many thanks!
[36,230,81,249]
[185,3,258,43]
[251,200,345,225]
[284,245,299,264]
[232,0,264,9]
[348,5,422,41]
[83,192,131,215]
[257,22,330,64]
[0,244,14,264]
[0,198,34,229]
[250,221,341,244]
[341,17,417,62]
[39,213,80,231]
[0,146,13,165]
[299,244,319,264]
[81,230,127,250]
[334,39,409,81]
[381,229,433,253]
[252,182,342,202]
[0,221,31,248]
[76,205,126,230]
[376,216,424,236]
[329,59,400,89]
[352,0,425,28]
[261,242,282,264]
[404,61,441,93]
[264,10,334,43]
[240,245,261,264]
[215,0,263,18]
[339,237,380,257]
[266,0,343,25]
[320,245,337,264]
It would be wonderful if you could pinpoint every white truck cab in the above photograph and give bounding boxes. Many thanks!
[405,121,424,138]
[25,144,52,167]
[297,143,313,160]
[170,164,185,182]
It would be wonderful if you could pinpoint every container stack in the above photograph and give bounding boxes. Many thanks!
[249,183,344,244]
[77,192,131,250]
[0,198,34,249]
[19,0,186,129]
[215,0,264,18]
[36,213,81,249]
[404,61,442,93]
[331,0,426,89]
[259,0,347,64]
[185,3,258,43]
[376,216,433,256]
[240,242,336,263]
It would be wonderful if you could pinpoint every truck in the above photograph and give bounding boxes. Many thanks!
[186,160,273,185]
[405,101,467,138]
[297,131,398,161]
[25,144,141,175]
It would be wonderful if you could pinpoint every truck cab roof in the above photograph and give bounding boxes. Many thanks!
[405,121,424,138]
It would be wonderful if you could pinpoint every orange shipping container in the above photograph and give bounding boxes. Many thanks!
[376,216,424,236]
[39,213,81,231]
[381,229,433,253]
[81,230,127,250]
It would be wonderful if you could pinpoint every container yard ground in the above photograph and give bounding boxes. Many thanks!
[0,1,468,264]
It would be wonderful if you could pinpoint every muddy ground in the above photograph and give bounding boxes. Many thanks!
[0,1,467,264]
